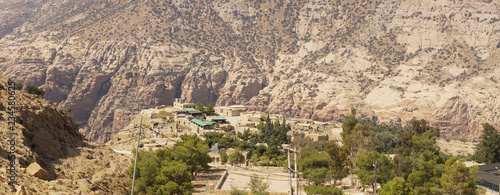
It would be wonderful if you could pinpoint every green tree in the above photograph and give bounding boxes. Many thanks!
[155,159,193,195]
[220,149,228,163]
[405,150,443,195]
[277,117,290,144]
[473,123,500,163]
[346,123,376,156]
[251,153,260,165]
[229,150,245,166]
[259,156,270,166]
[127,149,160,193]
[394,125,441,179]
[353,151,394,192]
[256,114,273,144]
[202,131,234,148]
[411,119,439,136]
[379,177,409,195]
[196,102,205,112]
[26,85,45,98]
[324,141,351,182]
[248,175,269,195]
[341,107,357,141]
[237,129,252,142]
[127,149,194,195]
[440,157,480,195]
[340,108,378,160]
[173,134,212,176]
[205,103,215,116]
[299,148,331,185]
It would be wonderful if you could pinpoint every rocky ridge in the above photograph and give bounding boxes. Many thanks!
[0,0,498,143]
[0,76,130,194]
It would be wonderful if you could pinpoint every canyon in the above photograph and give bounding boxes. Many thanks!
[0,0,499,143]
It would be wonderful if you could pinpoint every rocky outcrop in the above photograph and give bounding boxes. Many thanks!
[0,75,130,193]
[0,0,498,143]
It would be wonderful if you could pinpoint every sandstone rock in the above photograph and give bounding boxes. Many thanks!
[26,162,49,180]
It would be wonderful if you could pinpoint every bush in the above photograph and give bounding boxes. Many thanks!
[304,185,343,195]
[14,82,23,90]
[231,186,249,195]
[26,85,45,98]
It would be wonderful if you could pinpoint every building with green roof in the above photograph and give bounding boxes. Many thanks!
[190,118,217,129]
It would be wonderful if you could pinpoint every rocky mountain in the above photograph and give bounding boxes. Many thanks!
[0,76,130,194]
[0,0,498,143]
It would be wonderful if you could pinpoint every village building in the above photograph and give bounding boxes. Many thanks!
[184,108,204,118]
[215,105,247,117]
[173,98,196,110]
[475,162,500,193]
[208,116,227,124]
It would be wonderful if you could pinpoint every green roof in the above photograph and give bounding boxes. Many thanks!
[211,116,226,120]
[190,118,216,127]
[184,108,198,112]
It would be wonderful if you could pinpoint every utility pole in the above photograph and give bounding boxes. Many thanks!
[295,147,298,195]
[205,178,209,193]
[373,160,378,195]
[131,115,143,195]
[288,149,292,195]
[287,147,299,195]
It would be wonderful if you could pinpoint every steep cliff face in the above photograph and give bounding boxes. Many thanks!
[0,0,498,143]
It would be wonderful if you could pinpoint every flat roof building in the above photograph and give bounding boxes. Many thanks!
[209,116,227,123]
[475,162,500,193]
[173,98,196,110]
[215,105,247,117]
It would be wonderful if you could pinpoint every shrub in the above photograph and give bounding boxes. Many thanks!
[14,82,23,90]
[304,185,343,195]
[230,186,249,195]
[26,85,45,98]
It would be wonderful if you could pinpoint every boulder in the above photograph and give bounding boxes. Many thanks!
[26,162,49,180]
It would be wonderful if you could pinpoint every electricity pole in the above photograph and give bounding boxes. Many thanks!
[288,149,292,195]
[287,147,299,195]
[131,115,143,195]
[295,147,298,195]
[373,160,378,195]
